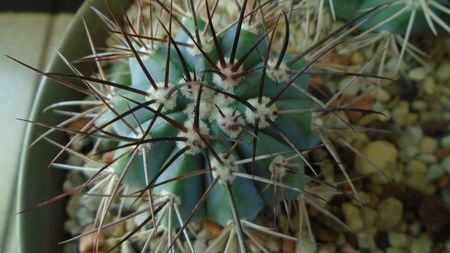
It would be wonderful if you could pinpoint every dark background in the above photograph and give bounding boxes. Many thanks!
[0,0,84,12]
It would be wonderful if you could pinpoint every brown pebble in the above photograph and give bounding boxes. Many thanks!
[281,238,294,253]
[344,95,374,121]
[202,220,222,236]
[437,148,450,159]
[418,197,450,242]
[67,119,90,133]
[79,225,104,253]
[438,175,450,189]
[315,227,339,243]
[101,151,115,163]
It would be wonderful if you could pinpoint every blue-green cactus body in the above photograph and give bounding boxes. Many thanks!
[106,14,320,227]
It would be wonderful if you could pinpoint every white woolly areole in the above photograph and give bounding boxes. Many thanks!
[177,120,210,154]
[267,59,290,82]
[146,82,177,112]
[160,190,181,205]
[216,107,243,138]
[139,45,158,61]
[186,34,214,55]
[245,96,278,128]
[211,155,238,183]
[212,58,243,92]
[242,23,259,35]
[179,78,214,102]
[269,156,289,179]
[130,131,152,153]
[184,101,213,121]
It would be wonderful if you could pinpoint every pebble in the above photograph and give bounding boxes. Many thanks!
[416,154,438,164]
[437,63,450,81]
[427,164,445,180]
[295,231,317,253]
[441,134,450,148]
[354,141,398,176]
[376,198,403,231]
[406,160,427,174]
[386,247,408,253]
[422,76,437,95]
[282,239,294,253]
[357,227,377,248]
[419,136,438,154]
[79,225,104,253]
[339,77,360,96]
[404,173,431,193]
[388,232,409,247]
[392,102,409,126]
[120,241,136,253]
[412,100,427,110]
[202,220,222,236]
[441,156,450,173]
[341,203,364,232]
[193,239,207,253]
[317,245,336,253]
[373,87,391,102]
[410,234,432,253]
[361,207,378,226]
[408,67,427,81]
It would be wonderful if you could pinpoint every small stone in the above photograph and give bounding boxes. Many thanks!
[409,221,422,236]
[354,141,398,176]
[373,87,391,102]
[418,197,450,242]
[317,245,336,253]
[193,239,207,253]
[296,231,317,253]
[282,239,294,253]
[316,227,339,243]
[422,76,437,95]
[197,229,213,240]
[416,154,438,164]
[412,100,427,110]
[437,63,450,81]
[341,244,359,253]
[419,137,438,154]
[441,156,450,173]
[341,203,364,232]
[442,134,450,148]
[351,51,366,65]
[427,164,445,180]
[357,227,377,248]
[339,77,360,97]
[408,67,427,81]
[120,241,136,253]
[248,239,261,253]
[410,234,432,253]
[392,102,410,126]
[79,225,104,253]
[202,220,222,236]
[386,247,408,253]
[376,198,403,231]
[361,207,378,226]
[405,173,430,193]
[406,160,427,174]
[388,232,409,247]
[266,238,281,252]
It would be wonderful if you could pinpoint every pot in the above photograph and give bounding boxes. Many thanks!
[17,1,131,252]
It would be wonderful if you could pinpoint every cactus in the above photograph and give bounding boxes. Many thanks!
[11,0,390,252]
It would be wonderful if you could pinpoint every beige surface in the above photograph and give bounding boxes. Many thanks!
[0,13,74,252]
